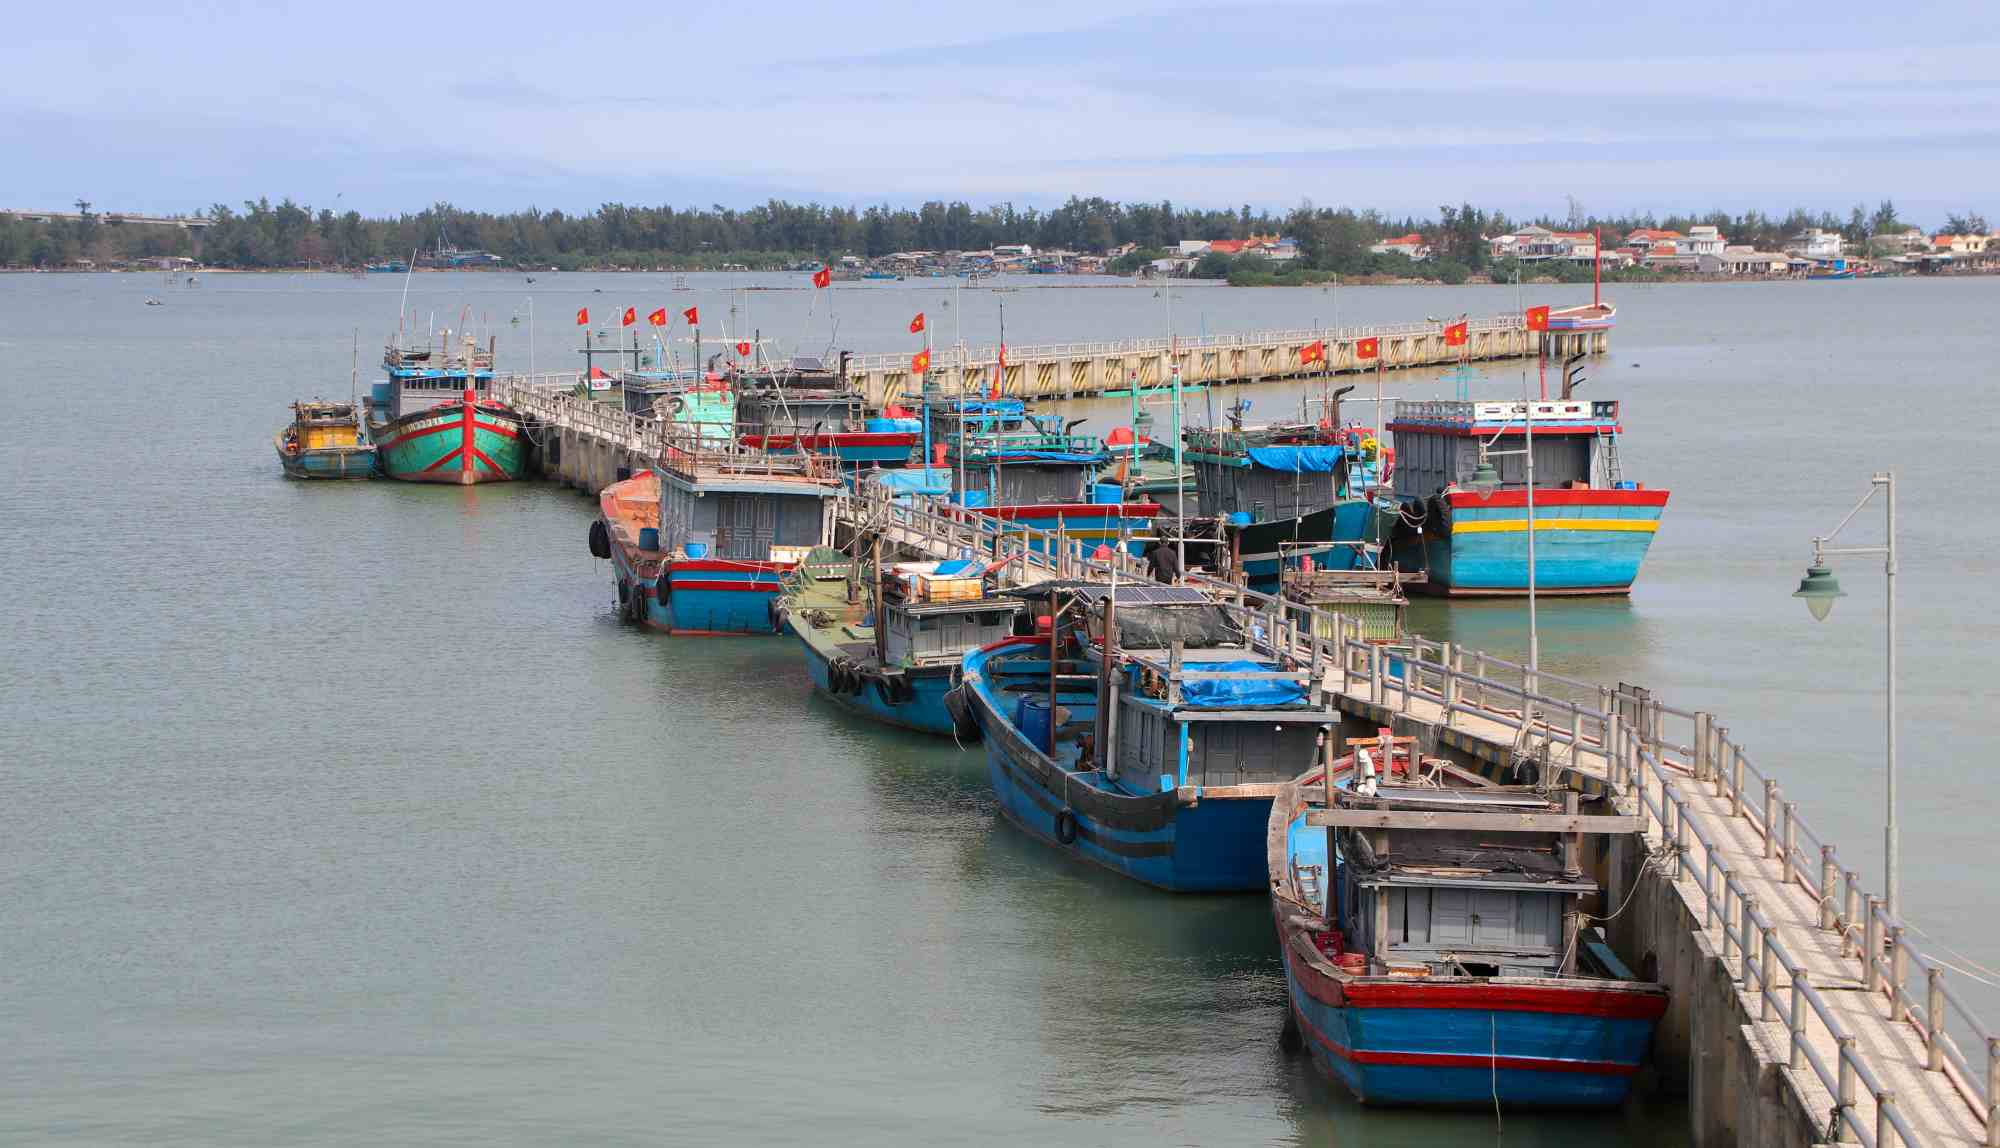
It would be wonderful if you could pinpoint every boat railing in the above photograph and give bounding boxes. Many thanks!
[657,424,839,485]
[1182,572,1994,1148]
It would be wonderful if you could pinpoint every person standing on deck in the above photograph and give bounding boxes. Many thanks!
[1144,540,1181,584]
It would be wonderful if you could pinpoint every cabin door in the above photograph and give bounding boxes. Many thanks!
[715,495,777,560]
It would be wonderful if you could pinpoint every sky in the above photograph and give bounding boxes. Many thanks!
[6,0,2000,226]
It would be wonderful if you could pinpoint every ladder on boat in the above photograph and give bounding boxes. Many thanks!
[1596,427,1623,487]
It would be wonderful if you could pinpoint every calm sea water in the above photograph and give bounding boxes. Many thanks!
[4,270,1995,1146]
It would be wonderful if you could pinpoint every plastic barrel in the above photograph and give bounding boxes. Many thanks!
[1228,511,1253,526]
[1090,483,1123,504]
[684,541,709,559]
[1017,696,1053,753]
[638,527,660,551]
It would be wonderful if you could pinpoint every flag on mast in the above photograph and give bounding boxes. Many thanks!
[811,265,831,288]
[1524,305,1550,331]
[1443,321,1469,346]
[575,307,588,325]
[621,307,637,327]
[647,307,668,327]
[909,312,926,334]
[683,306,699,326]
[1355,336,1380,360]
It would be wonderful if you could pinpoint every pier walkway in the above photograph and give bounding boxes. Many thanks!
[831,488,1994,1148]
[841,314,1604,406]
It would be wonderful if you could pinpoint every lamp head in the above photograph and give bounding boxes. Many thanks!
[1792,562,1845,622]
[1468,453,1501,496]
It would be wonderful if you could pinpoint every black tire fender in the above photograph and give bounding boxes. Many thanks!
[588,519,611,559]
[1054,808,1079,846]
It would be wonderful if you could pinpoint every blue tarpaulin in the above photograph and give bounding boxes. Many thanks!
[1178,660,1307,708]
[1246,445,1345,473]
[869,468,953,497]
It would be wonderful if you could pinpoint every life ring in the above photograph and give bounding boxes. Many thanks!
[1054,809,1079,846]
[588,520,611,559]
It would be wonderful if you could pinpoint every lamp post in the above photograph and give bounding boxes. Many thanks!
[1791,471,1898,920]
[1469,400,1539,696]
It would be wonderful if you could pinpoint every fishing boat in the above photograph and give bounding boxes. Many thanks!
[1377,397,1668,595]
[733,358,920,468]
[587,428,842,634]
[1184,403,1374,594]
[1270,737,1667,1106]
[933,398,1159,557]
[1542,303,1616,332]
[949,582,1341,892]
[778,550,1021,734]
[274,400,375,480]
[365,333,526,485]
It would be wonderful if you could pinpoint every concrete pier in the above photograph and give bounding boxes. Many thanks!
[841,316,1609,407]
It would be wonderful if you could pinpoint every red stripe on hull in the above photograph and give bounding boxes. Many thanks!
[1387,423,1618,438]
[1282,934,1665,1019]
[670,559,793,575]
[740,432,919,449]
[669,580,782,593]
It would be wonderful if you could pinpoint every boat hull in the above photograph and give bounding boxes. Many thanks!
[276,442,376,480]
[1281,946,1664,1107]
[740,431,919,467]
[792,633,960,735]
[1388,489,1667,595]
[610,540,788,635]
[962,640,1272,892]
[372,398,526,485]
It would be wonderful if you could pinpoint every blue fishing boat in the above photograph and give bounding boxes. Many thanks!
[930,397,1159,557]
[778,551,1021,735]
[1377,398,1669,595]
[1184,404,1374,594]
[948,582,1340,892]
[587,430,843,635]
[1270,738,1667,1106]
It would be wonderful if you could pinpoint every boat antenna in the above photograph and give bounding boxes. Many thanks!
[398,249,417,339]
[1593,227,1602,309]
[350,327,359,410]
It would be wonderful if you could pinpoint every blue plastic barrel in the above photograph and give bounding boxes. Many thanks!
[685,541,709,559]
[1228,511,1254,527]
[1090,483,1123,504]
[959,490,990,509]
[638,527,660,550]
[1017,696,1053,752]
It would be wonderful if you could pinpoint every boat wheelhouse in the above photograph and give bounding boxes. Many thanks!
[951,583,1341,892]
[734,358,919,468]
[365,333,526,485]
[1183,418,1372,593]
[779,551,1021,735]
[1271,738,1667,1106]
[274,400,375,479]
[1379,399,1668,596]
[588,429,841,635]
[938,407,1159,556]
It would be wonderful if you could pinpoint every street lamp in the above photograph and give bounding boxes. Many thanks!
[1792,471,1897,918]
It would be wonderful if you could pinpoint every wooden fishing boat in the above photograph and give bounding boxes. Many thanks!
[365,333,526,485]
[588,429,842,635]
[1185,406,1374,594]
[1271,738,1667,1106]
[949,582,1340,892]
[778,549,1020,735]
[1378,398,1668,596]
[274,400,375,480]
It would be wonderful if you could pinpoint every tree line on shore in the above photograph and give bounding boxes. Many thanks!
[0,194,1968,277]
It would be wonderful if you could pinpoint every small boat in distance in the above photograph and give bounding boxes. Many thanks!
[275,400,376,480]
[1542,302,1616,331]
[1271,738,1667,1106]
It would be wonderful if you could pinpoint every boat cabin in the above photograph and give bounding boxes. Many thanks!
[945,429,1112,507]
[655,429,840,561]
[1184,423,1354,524]
[1070,584,1341,792]
[286,401,364,450]
[1387,399,1625,501]
[1309,743,1637,978]
[879,565,1022,666]
[378,334,496,419]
